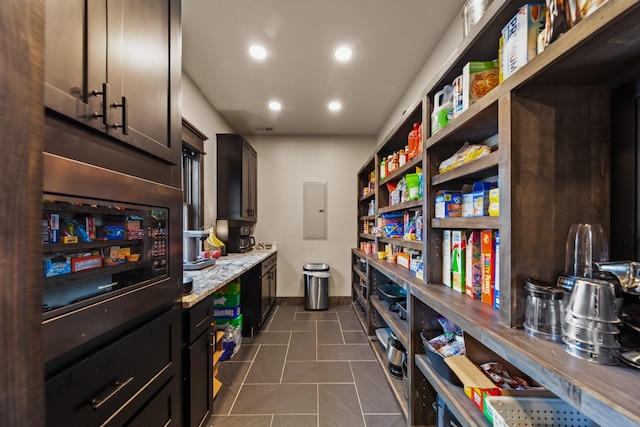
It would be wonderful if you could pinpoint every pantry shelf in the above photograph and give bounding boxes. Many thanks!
[431,217,498,229]
[369,338,409,420]
[358,233,376,240]
[415,355,490,427]
[371,297,409,349]
[378,198,423,215]
[431,150,499,187]
[377,236,423,251]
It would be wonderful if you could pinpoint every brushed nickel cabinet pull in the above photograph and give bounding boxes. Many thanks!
[90,376,134,410]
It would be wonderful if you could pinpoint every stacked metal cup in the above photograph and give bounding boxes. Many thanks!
[562,277,621,364]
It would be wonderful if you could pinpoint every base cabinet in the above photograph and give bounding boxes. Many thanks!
[45,307,180,427]
[241,253,277,337]
[182,295,214,427]
[127,375,180,427]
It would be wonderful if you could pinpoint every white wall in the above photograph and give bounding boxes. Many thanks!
[181,73,234,225]
[250,136,376,297]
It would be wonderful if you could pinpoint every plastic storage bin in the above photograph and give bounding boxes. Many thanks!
[303,263,330,310]
[485,396,597,427]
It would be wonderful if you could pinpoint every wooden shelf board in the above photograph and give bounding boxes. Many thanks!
[410,283,640,427]
[352,265,367,282]
[352,301,368,332]
[351,281,367,309]
[359,191,375,203]
[415,355,490,427]
[378,236,423,251]
[369,259,423,289]
[377,198,423,215]
[370,298,409,350]
[358,215,375,221]
[431,217,499,230]
[431,150,500,187]
[358,233,376,241]
[369,338,409,420]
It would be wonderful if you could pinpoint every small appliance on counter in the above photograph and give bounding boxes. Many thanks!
[216,219,256,253]
[183,230,216,270]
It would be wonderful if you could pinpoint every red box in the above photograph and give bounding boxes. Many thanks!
[71,255,103,272]
[481,230,495,305]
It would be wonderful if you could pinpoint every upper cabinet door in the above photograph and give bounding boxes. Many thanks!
[44,0,107,132]
[107,0,180,164]
[44,0,181,166]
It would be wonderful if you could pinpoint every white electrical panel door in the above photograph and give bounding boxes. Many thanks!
[303,182,327,240]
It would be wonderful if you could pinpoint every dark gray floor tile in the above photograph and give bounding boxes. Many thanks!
[244,345,287,383]
[208,415,272,427]
[282,361,353,383]
[244,331,291,345]
[338,311,363,331]
[343,331,369,344]
[317,344,375,361]
[227,344,259,362]
[286,331,316,361]
[270,304,298,322]
[213,361,251,415]
[326,304,356,313]
[272,414,318,427]
[364,414,405,427]
[319,384,365,427]
[231,384,317,414]
[351,361,402,414]
[268,320,317,332]
[317,320,344,344]
[296,311,338,321]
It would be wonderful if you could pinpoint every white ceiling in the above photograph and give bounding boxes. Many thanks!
[182,0,466,137]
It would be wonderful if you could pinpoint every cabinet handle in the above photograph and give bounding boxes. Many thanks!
[90,83,109,126]
[111,96,128,135]
[90,376,134,410]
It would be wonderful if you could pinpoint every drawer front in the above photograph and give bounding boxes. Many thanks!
[46,307,180,427]
[261,253,277,275]
[126,374,180,427]
[185,294,213,343]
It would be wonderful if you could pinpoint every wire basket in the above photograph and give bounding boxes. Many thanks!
[485,396,597,427]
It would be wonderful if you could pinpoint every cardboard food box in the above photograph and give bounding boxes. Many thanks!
[397,252,411,269]
[71,254,103,272]
[501,4,546,80]
[461,184,474,218]
[462,61,499,112]
[481,230,496,305]
[494,232,500,309]
[488,187,500,217]
[473,182,496,217]
[466,230,482,299]
[443,230,452,287]
[44,256,71,277]
[435,191,461,218]
[451,231,466,294]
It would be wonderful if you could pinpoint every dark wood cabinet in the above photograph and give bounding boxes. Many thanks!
[217,134,258,221]
[182,295,214,427]
[45,307,180,427]
[44,0,181,165]
[241,254,277,337]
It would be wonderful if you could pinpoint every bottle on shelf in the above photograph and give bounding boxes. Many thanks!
[408,123,420,159]
[380,157,387,180]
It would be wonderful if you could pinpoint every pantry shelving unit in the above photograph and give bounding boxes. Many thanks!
[353,0,640,426]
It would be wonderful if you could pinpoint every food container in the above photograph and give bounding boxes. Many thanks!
[377,283,407,304]
[462,0,494,37]
[523,277,566,342]
[420,331,462,385]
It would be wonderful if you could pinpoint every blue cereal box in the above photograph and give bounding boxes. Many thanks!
[501,4,546,80]
[435,191,461,218]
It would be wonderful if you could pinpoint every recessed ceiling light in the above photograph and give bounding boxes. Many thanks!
[249,44,267,60]
[268,101,281,111]
[334,46,353,62]
[328,101,342,112]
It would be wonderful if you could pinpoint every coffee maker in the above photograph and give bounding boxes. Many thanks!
[216,220,255,253]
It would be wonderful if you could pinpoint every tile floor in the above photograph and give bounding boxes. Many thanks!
[209,304,404,427]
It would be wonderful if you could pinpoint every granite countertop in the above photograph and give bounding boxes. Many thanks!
[181,245,277,308]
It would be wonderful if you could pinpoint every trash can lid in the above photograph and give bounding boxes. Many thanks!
[303,263,330,271]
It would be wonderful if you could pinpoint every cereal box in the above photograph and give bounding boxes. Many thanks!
[494,232,500,309]
[435,191,461,219]
[462,61,499,112]
[501,4,546,80]
[466,231,482,299]
[443,230,451,287]
[451,230,466,294]
[481,230,495,305]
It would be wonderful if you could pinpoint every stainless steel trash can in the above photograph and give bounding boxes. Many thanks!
[303,263,330,310]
